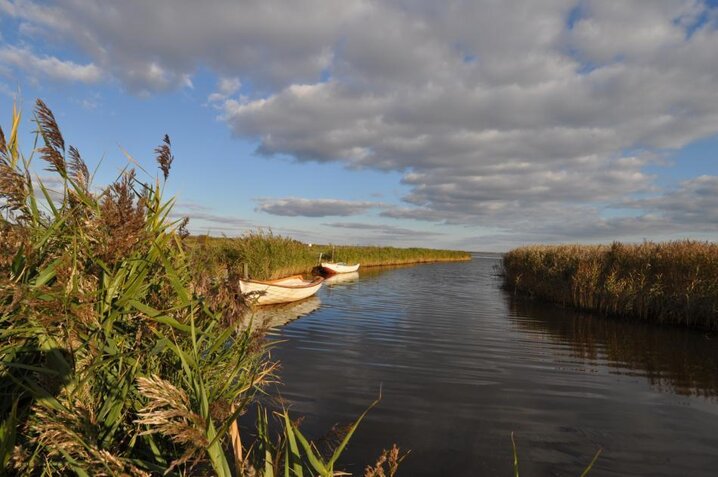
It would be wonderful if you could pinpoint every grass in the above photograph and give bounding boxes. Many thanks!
[0,99,401,476]
[185,234,471,281]
[502,241,718,330]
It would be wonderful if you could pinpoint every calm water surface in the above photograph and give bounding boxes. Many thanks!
[265,257,718,476]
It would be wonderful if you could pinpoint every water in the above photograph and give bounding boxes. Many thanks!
[264,257,718,476]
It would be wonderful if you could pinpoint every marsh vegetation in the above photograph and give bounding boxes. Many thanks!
[185,234,470,281]
[0,100,404,476]
[503,242,718,330]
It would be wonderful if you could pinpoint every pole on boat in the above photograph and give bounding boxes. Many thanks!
[318,252,323,265]
[242,263,248,280]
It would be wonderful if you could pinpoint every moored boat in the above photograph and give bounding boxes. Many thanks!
[320,262,360,275]
[239,275,324,305]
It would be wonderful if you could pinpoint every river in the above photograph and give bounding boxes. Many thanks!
[261,256,718,476]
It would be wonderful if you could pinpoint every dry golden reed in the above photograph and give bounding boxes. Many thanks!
[503,241,718,329]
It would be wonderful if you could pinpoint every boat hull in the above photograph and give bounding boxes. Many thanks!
[320,262,360,274]
[239,275,324,305]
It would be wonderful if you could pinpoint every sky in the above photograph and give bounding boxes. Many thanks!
[1,0,717,252]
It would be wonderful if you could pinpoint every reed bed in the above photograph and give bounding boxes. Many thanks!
[503,242,718,330]
[0,100,402,476]
[185,234,470,281]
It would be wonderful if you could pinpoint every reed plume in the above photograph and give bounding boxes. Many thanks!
[364,444,406,477]
[0,124,7,158]
[68,145,89,188]
[34,99,66,175]
[155,133,174,180]
[136,375,209,471]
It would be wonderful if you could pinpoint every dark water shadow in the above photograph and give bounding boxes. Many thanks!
[506,294,718,398]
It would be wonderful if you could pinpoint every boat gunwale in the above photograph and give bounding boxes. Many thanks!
[321,262,360,268]
[240,275,324,289]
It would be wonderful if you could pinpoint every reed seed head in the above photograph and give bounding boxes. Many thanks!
[35,99,65,152]
[68,145,89,188]
[0,124,7,159]
[35,100,67,175]
[155,134,174,180]
[0,163,28,215]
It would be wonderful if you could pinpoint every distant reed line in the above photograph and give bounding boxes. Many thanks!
[185,233,471,281]
[502,241,718,330]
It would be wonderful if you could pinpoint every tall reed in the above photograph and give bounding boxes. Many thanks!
[0,100,400,475]
[503,242,718,330]
[186,234,470,281]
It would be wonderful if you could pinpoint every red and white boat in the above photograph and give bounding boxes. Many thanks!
[239,275,324,305]
[320,262,360,275]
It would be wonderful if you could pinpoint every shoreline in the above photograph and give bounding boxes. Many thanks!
[186,233,472,281]
[315,255,471,272]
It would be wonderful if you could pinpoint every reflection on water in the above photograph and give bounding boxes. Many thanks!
[268,257,718,477]
[243,296,321,329]
[508,298,718,398]
[323,271,360,286]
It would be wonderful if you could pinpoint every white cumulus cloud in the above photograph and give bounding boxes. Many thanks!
[3,0,718,246]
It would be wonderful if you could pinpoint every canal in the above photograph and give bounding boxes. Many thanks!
[263,256,718,476]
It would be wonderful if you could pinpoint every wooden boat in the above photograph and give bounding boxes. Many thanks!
[320,262,360,275]
[239,275,324,305]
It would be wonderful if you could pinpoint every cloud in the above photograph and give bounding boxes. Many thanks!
[4,0,718,244]
[461,175,718,250]
[624,175,718,227]
[172,201,326,241]
[171,202,254,233]
[217,77,241,96]
[216,1,718,242]
[0,46,103,83]
[323,221,444,240]
[255,197,381,217]
[208,76,242,103]
[1,0,363,93]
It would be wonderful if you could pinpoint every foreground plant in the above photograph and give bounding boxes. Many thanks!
[0,100,398,476]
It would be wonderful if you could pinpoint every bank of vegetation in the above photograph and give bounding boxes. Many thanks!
[0,100,404,476]
[503,242,718,330]
[185,235,471,281]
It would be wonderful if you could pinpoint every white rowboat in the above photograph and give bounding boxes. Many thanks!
[320,262,360,274]
[239,275,324,305]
